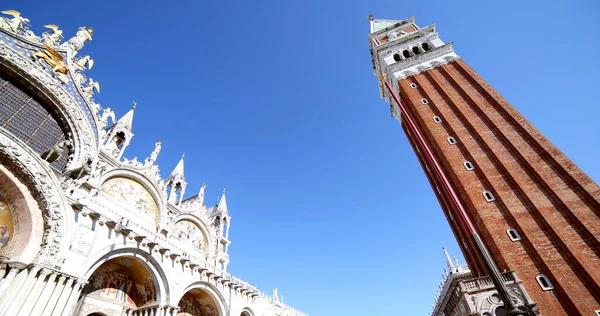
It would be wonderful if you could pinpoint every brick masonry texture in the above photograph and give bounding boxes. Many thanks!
[396,59,600,315]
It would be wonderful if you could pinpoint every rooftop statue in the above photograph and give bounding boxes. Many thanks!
[61,26,94,56]
[0,10,29,34]
[33,43,70,83]
[145,141,162,166]
[81,77,100,100]
[73,55,94,72]
[42,24,63,47]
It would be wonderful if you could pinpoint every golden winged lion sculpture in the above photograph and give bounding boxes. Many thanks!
[33,43,70,83]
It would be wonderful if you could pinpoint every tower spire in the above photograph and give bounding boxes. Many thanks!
[116,102,136,131]
[443,247,455,271]
[166,153,187,206]
[218,188,228,212]
[169,153,185,180]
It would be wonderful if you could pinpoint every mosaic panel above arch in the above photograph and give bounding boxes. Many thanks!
[0,189,15,256]
[177,289,219,316]
[82,257,156,308]
[172,220,208,252]
[101,177,158,220]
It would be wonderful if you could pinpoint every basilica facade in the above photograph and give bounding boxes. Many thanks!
[0,10,306,316]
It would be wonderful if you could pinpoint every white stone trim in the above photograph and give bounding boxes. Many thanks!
[0,129,72,268]
[0,43,98,170]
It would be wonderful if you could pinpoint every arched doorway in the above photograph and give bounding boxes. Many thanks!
[77,257,157,315]
[240,310,253,316]
[177,288,220,316]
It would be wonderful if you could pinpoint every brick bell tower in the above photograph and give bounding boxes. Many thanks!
[368,16,600,315]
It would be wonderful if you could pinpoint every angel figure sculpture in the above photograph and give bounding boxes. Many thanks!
[97,107,115,130]
[144,141,162,166]
[81,78,100,100]
[33,43,70,83]
[0,10,30,34]
[41,24,63,46]
[73,55,94,72]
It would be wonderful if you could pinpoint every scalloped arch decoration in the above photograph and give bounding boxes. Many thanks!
[101,177,158,220]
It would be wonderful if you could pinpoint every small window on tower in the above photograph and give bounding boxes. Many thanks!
[412,46,420,55]
[422,42,431,51]
[507,228,521,241]
[447,137,457,145]
[464,161,474,170]
[536,274,554,291]
[483,190,496,202]
[433,116,442,123]
[393,53,401,62]
[403,50,410,58]
[421,98,429,104]
[410,83,418,89]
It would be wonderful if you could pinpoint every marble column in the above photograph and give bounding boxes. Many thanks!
[15,269,53,315]
[60,279,86,316]
[0,264,8,281]
[50,277,75,316]
[0,266,39,315]
[29,272,59,315]
[42,275,67,316]
[0,264,22,298]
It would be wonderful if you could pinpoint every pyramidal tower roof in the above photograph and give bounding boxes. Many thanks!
[368,14,414,33]
[218,188,228,212]
[168,153,185,181]
[116,101,136,130]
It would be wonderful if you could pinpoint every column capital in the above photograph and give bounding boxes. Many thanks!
[38,268,54,277]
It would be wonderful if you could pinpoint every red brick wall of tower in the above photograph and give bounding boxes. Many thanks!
[395,59,600,315]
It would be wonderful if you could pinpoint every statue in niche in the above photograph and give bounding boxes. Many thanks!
[144,141,162,166]
[41,24,63,46]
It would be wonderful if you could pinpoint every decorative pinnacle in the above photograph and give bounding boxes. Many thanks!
[132,100,137,109]
[368,14,374,21]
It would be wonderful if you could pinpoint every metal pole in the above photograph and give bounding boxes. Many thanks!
[382,78,526,316]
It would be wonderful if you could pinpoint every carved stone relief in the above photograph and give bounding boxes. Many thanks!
[0,42,98,171]
[0,130,68,267]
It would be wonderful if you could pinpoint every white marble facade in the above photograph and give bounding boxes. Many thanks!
[0,10,306,316]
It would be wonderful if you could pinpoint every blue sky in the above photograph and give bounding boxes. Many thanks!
[6,0,600,315]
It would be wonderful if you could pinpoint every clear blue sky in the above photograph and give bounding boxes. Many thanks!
[6,0,600,315]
